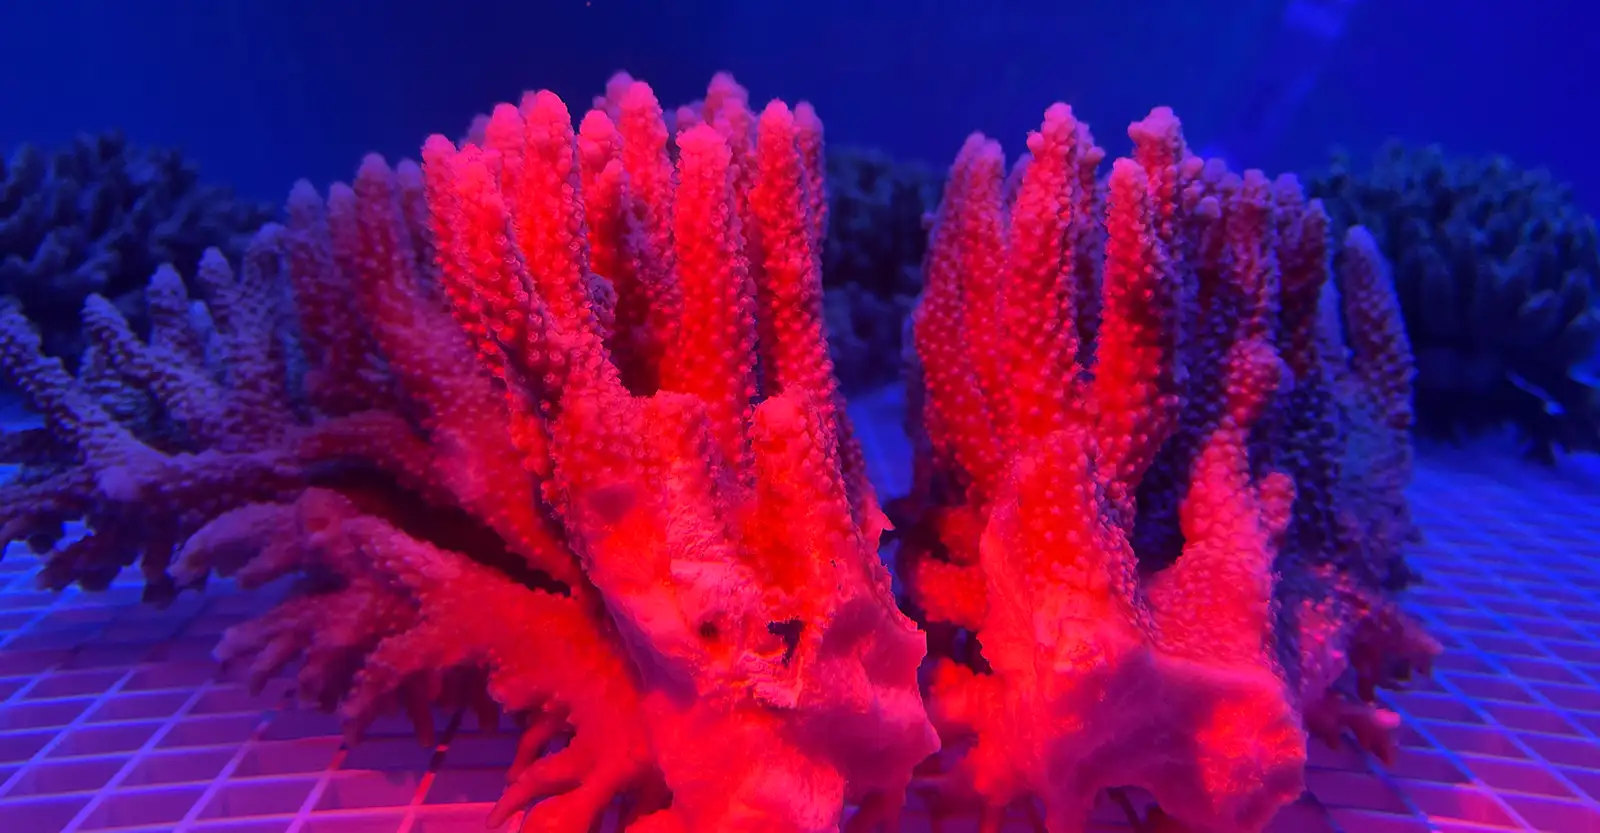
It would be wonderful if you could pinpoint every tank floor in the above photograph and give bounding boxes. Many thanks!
[1,387,1597,832]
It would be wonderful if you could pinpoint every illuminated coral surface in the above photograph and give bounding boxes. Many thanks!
[1,73,1442,832]
[897,104,1435,832]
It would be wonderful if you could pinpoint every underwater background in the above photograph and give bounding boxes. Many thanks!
[1,1,1600,832]
[3,0,1594,205]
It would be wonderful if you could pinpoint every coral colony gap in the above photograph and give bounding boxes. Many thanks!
[0,73,1434,833]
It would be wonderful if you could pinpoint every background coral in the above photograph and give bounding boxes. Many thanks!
[0,131,273,362]
[1308,141,1600,460]
[821,148,941,392]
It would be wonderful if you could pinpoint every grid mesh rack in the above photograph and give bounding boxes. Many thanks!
[1,387,1597,833]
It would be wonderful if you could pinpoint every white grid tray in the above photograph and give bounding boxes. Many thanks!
[0,388,1595,832]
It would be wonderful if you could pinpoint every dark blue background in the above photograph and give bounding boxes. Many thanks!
[2,0,1591,207]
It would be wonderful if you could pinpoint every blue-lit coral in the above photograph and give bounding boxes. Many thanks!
[1309,142,1600,460]
[822,147,941,392]
[0,131,272,362]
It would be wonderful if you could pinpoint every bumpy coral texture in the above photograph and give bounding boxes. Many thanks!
[0,73,935,833]
[895,105,1439,832]
[471,80,943,395]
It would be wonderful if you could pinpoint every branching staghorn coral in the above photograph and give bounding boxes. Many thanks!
[895,105,1438,832]
[0,73,935,833]
[473,74,942,394]
[2,71,1439,833]
[422,76,937,831]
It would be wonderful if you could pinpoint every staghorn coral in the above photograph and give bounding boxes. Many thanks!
[0,163,640,833]
[478,77,939,395]
[2,69,1445,833]
[894,105,1437,831]
[423,75,937,831]
[602,77,942,394]
[1309,142,1600,461]
[0,131,272,362]
[0,73,935,832]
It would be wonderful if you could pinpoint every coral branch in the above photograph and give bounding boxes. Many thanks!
[423,74,935,831]
[902,103,1436,831]
[3,70,937,833]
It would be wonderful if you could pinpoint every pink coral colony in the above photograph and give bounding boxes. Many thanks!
[0,72,1437,832]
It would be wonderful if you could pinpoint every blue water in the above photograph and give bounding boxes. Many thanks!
[1,0,1594,207]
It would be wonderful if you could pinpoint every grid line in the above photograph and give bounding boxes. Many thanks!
[0,392,1595,832]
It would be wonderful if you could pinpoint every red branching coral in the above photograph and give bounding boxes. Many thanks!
[2,68,1444,833]
[2,156,656,830]
[0,73,934,832]
[422,75,935,831]
[895,105,1439,831]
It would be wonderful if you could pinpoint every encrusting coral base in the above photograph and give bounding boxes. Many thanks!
[0,71,1434,833]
